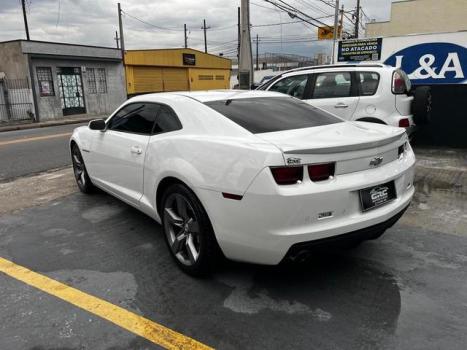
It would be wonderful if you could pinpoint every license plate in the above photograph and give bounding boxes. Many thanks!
[359,181,396,212]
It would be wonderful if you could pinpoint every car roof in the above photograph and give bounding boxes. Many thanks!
[129,90,286,103]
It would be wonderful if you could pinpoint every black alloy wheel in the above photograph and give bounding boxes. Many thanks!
[161,184,221,276]
[71,145,94,193]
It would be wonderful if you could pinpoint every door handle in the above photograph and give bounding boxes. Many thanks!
[334,103,349,108]
[130,146,142,155]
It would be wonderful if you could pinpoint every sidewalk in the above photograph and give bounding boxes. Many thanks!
[413,147,466,193]
[0,114,104,133]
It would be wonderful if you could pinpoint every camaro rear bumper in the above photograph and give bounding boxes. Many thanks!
[283,204,409,262]
[196,152,415,265]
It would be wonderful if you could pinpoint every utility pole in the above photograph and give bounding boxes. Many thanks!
[239,0,253,89]
[184,24,188,48]
[114,31,120,49]
[237,7,241,62]
[331,0,340,64]
[21,0,30,40]
[201,19,210,53]
[118,3,125,62]
[255,34,259,71]
[354,0,361,39]
[339,5,344,39]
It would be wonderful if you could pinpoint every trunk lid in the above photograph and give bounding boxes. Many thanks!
[257,121,407,175]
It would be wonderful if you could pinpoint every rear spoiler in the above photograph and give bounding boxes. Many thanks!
[283,133,406,155]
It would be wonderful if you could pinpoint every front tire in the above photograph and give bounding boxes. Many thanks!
[161,184,221,276]
[71,144,95,194]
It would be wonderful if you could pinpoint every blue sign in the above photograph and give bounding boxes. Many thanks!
[384,42,467,85]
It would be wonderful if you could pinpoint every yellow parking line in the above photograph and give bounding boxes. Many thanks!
[0,256,213,350]
[0,132,72,146]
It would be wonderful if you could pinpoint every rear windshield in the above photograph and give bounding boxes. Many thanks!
[205,97,342,134]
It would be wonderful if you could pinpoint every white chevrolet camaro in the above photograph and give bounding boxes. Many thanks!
[70,90,415,275]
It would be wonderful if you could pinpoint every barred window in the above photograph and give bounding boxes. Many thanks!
[97,68,107,93]
[87,68,97,94]
[199,75,213,80]
[36,67,54,96]
[215,75,225,80]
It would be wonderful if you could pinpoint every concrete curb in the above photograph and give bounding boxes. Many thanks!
[0,118,95,133]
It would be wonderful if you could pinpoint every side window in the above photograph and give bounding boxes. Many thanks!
[358,72,380,96]
[268,74,308,99]
[153,106,182,134]
[108,103,160,135]
[312,72,351,99]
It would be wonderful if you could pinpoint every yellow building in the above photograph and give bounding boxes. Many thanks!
[366,0,467,37]
[124,48,231,96]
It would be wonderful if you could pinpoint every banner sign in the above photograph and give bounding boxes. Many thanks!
[318,26,342,40]
[384,42,467,85]
[338,38,382,62]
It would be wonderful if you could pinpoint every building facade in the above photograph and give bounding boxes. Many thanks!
[124,48,231,96]
[366,0,467,37]
[0,40,126,123]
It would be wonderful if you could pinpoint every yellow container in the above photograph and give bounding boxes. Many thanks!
[124,48,231,95]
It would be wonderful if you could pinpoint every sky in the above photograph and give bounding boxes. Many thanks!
[0,0,393,58]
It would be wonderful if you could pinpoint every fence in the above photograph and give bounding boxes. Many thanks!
[0,78,35,123]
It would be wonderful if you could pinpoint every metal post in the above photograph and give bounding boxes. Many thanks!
[118,3,125,62]
[115,31,120,49]
[355,0,361,39]
[255,34,259,71]
[184,24,188,48]
[331,0,340,64]
[21,0,30,40]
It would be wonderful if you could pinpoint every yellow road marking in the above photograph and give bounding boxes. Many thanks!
[0,132,72,146]
[0,256,213,350]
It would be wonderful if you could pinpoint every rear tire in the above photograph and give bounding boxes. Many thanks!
[412,86,432,125]
[161,183,221,276]
[71,144,95,194]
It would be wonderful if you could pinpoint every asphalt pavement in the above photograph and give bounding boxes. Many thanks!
[0,189,466,350]
[0,123,87,181]
[0,123,466,349]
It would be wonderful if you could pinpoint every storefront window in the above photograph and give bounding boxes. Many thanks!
[36,67,55,96]
[87,68,97,94]
[97,68,107,94]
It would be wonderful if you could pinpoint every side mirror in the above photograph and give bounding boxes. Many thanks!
[89,119,106,131]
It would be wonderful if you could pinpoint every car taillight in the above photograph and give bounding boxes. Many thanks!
[392,71,407,94]
[270,166,303,185]
[308,163,335,182]
[399,118,410,128]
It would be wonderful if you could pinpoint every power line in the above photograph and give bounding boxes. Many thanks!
[121,10,184,31]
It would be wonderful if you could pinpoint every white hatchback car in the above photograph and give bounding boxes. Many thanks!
[71,90,415,275]
[257,63,431,133]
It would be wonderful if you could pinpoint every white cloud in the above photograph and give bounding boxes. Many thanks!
[0,0,392,58]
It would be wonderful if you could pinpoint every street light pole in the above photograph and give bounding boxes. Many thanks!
[331,0,340,64]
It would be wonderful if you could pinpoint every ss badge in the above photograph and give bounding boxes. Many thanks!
[287,157,301,165]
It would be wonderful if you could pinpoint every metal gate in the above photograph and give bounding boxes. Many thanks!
[57,67,86,116]
[0,78,34,123]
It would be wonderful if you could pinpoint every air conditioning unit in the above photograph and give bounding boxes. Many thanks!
[0,72,5,80]
[81,66,87,73]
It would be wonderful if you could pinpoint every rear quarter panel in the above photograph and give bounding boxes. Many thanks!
[141,133,284,218]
